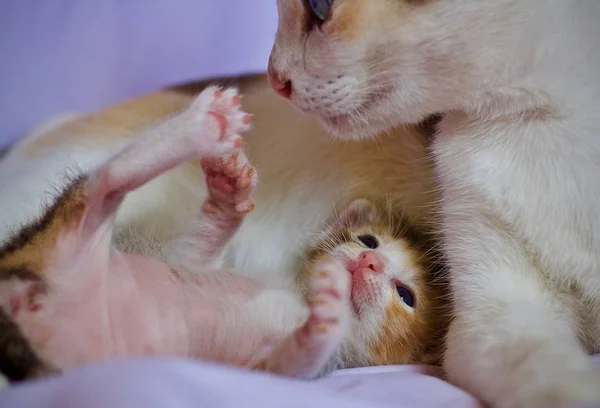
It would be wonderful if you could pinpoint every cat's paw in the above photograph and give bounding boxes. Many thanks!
[200,151,257,216]
[182,86,252,157]
[302,258,352,348]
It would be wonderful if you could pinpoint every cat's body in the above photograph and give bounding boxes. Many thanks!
[0,87,446,381]
[269,1,600,407]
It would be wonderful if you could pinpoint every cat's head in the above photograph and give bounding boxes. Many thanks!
[303,198,448,366]
[268,0,542,139]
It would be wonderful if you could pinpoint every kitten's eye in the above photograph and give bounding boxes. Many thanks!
[308,0,333,21]
[396,286,415,308]
[357,235,378,249]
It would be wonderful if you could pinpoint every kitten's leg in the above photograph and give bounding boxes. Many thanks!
[441,211,600,408]
[0,87,249,369]
[249,258,351,379]
[80,86,250,235]
[166,152,257,270]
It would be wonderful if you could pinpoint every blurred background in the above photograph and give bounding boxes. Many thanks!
[0,0,278,149]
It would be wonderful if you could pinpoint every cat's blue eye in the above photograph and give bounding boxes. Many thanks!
[396,286,415,308]
[309,0,333,21]
[357,235,379,249]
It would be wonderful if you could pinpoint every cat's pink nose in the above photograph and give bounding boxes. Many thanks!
[267,68,292,99]
[357,251,383,273]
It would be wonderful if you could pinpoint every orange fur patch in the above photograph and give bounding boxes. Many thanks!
[325,2,367,40]
[0,179,88,279]
[20,91,193,159]
[369,298,418,365]
[366,238,446,366]
[19,75,266,160]
[368,281,447,366]
[321,0,432,41]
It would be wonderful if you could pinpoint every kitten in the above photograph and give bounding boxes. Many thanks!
[0,86,446,382]
[298,198,447,370]
[268,0,600,407]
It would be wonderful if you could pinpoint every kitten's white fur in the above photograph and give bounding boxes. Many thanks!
[269,0,600,406]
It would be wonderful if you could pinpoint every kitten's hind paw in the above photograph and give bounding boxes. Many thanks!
[201,151,257,217]
[181,86,252,158]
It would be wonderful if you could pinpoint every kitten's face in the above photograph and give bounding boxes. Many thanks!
[269,0,530,139]
[305,199,447,365]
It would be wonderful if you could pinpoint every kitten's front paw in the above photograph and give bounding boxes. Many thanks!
[249,259,351,379]
[303,258,352,349]
[201,151,257,216]
[183,86,252,157]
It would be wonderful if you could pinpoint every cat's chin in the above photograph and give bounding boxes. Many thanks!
[320,114,394,141]
[316,95,426,141]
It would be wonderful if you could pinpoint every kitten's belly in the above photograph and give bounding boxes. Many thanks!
[182,271,308,366]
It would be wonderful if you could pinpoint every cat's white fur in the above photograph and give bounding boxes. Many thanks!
[269,0,600,407]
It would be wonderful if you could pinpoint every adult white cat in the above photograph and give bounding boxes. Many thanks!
[268,1,600,407]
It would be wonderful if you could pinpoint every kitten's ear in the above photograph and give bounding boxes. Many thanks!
[338,198,376,229]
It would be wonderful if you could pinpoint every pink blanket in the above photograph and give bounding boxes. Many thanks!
[0,358,480,408]
[3,356,599,407]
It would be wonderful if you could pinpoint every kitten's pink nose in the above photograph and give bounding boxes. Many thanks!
[357,251,383,273]
[267,67,292,99]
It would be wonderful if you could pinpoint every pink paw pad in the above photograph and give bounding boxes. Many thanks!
[201,151,257,215]
[207,111,227,141]
[187,86,252,156]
